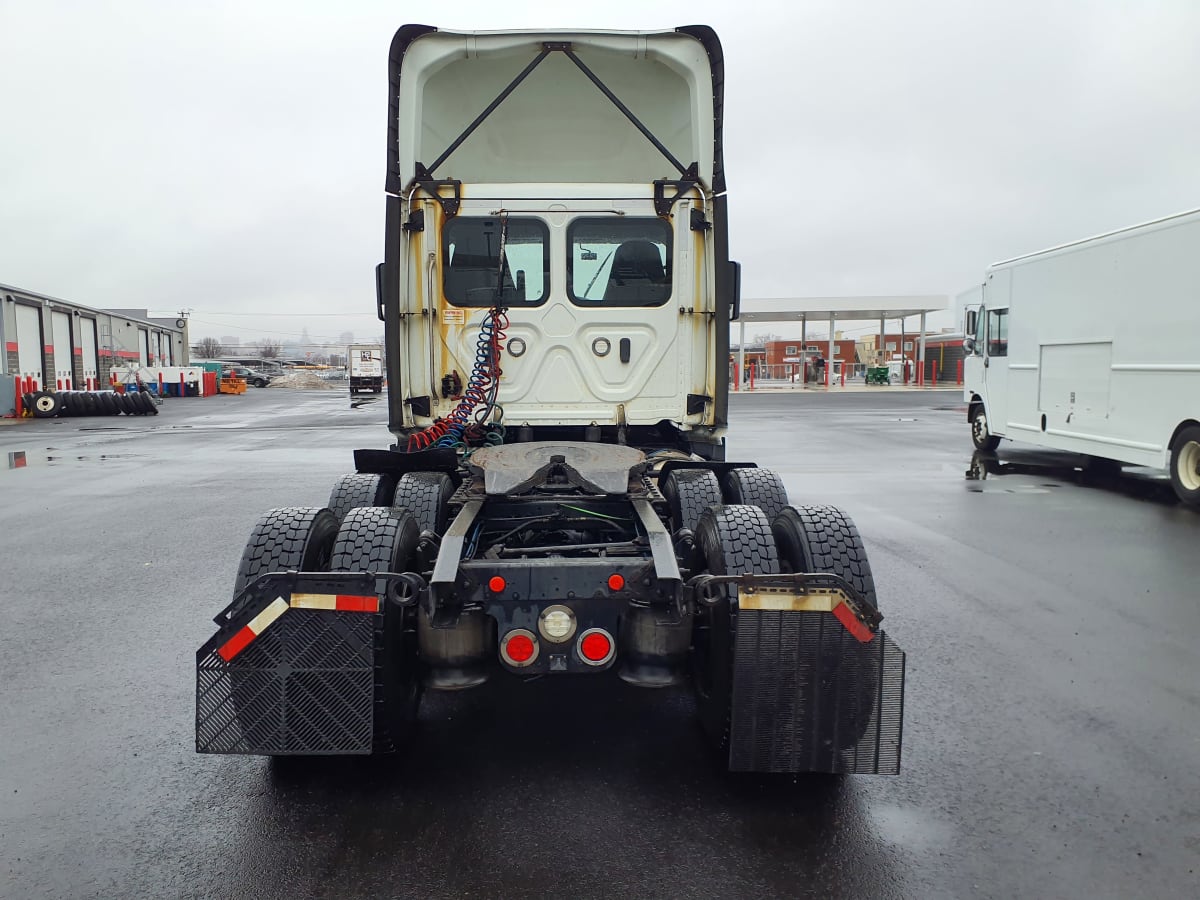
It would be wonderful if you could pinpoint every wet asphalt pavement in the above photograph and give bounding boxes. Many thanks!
[1,387,1198,899]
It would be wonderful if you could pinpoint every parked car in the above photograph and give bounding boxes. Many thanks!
[221,365,272,388]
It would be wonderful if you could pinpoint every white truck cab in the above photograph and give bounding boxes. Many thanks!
[377,26,736,459]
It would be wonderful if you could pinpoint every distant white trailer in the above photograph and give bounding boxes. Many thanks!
[962,208,1200,506]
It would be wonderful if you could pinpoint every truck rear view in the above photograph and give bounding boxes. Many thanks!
[348,343,384,394]
[196,25,905,775]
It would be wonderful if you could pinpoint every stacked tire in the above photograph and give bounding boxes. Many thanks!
[21,390,158,418]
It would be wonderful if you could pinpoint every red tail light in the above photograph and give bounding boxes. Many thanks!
[488,575,506,593]
[501,629,538,667]
[577,628,615,666]
[607,573,625,591]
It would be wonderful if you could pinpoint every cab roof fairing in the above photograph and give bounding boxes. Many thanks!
[385,25,726,197]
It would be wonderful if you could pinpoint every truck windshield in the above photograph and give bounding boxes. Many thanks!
[568,218,672,307]
[443,217,549,307]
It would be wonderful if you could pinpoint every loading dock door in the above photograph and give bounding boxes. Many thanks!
[14,304,45,390]
[138,329,149,366]
[52,311,73,390]
[80,318,99,389]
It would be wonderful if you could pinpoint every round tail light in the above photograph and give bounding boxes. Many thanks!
[577,628,615,666]
[501,629,538,667]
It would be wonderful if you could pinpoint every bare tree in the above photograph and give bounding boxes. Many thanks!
[752,332,782,345]
[195,337,223,357]
[256,338,282,359]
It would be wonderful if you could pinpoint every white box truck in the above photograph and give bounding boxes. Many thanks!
[962,208,1200,506]
[348,343,383,394]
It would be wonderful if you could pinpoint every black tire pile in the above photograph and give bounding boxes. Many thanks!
[21,389,159,418]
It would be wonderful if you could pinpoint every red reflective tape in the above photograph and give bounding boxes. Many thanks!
[217,626,256,662]
[335,595,379,613]
[832,602,875,644]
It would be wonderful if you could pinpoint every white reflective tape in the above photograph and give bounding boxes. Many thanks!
[290,593,338,611]
[247,597,289,635]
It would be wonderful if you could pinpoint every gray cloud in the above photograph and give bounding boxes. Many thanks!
[3,0,1198,342]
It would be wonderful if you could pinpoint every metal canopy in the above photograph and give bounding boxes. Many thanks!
[732,295,950,391]
[738,296,947,322]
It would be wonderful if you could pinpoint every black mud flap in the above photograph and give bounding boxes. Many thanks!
[196,572,416,756]
[729,610,905,775]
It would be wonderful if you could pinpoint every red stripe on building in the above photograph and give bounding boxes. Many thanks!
[335,595,379,613]
[4,342,16,353]
[74,347,83,355]
[832,603,875,644]
[217,626,256,662]
[44,345,54,354]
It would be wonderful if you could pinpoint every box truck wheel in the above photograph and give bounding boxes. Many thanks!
[327,473,398,525]
[662,468,723,533]
[721,468,789,521]
[1169,425,1200,507]
[691,504,780,755]
[971,405,1000,451]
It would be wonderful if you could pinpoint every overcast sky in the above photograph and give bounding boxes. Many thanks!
[3,0,1198,345]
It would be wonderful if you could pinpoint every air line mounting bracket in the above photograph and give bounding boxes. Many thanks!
[653,162,701,216]
[411,163,462,217]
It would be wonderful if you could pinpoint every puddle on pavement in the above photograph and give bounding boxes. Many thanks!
[965,450,1176,503]
[4,449,143,469]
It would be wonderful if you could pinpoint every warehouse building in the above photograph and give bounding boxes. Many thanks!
[2,283,188,399]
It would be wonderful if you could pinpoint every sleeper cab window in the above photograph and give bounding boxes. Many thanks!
[568,217,673,307]
[442,217,550,307]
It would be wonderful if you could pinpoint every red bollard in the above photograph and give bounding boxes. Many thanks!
[957,359,963,385]
[840,368,845,387]
[158,372,164,396]
[179,372,186,398]
[932,361,938,387]
[749,366,755,391]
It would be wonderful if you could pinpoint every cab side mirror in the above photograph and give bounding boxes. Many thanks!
[729,260,742,321]
[965,309,977,337]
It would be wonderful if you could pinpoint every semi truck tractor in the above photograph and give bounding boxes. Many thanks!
[348,343,384,394]
[962,208,1200,507]
[196,25,905,775]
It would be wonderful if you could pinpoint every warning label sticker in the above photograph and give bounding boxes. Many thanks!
[442,309,466,326]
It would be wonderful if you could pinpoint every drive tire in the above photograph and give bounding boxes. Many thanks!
[971,404,1001,451]
[692,504,780,757]
[662,468,723,533]
[392,472,455,534]
[327,473,398,525]
[233,506,340,596]
[721,467,789,521]
[101,393,119,415]
[331,507,423,753]
[31,391,60,418]
[1169,424,1200,508]
[772,504,881,749]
